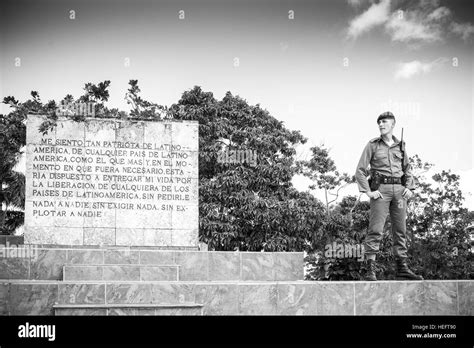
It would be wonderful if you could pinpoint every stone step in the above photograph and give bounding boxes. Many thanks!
[2,279,472,316]
[0,235,24,246]
[53,303,203,316]
[63,264,179,281]
[0,247,304,282]
[33,244,199,251]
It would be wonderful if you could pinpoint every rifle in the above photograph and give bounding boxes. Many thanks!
[400,128,406,186]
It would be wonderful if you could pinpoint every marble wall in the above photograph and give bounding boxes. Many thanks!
[0,248,304,282]
[1,280,471,315]
[1,245,470,316]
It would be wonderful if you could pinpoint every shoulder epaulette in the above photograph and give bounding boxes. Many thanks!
[369,137,380,143]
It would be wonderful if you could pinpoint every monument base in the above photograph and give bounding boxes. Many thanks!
[23,227,198,248]
[0,245,472,315]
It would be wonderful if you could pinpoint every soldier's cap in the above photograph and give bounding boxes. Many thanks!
[377,111,395,123]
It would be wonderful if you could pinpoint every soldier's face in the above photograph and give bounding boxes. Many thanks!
[378,119,395,135]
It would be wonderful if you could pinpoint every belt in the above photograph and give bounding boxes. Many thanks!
[379,176,402,184]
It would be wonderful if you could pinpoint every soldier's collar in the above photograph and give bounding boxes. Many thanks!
[370,135,401,145]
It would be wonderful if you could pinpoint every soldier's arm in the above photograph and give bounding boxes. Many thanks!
[403,147,416,191]
[355,142,372,193]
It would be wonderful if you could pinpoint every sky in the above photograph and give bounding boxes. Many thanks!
[1,0,473,208]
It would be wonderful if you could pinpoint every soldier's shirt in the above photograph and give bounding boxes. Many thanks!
[355,135,415,193]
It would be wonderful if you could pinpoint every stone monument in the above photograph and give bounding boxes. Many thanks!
[24,115,199,247]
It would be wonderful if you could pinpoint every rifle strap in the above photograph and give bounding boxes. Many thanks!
[400,140,406,174]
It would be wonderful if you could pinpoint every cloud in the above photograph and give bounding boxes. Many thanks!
[347,0,391,39]
[347,0,361,6]
[427,6,451,21]
[394,58,448,80]
[347,0,367,7]
[385,11,444,44]
[346,0,473,46]
[384,3,452,44]
[451,22,474,41]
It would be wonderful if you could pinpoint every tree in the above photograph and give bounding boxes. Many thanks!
[0,92,50,234]
[39,80,128,134]
[297,145,355,217]
[168,86,327,251]
[304,194,369,280]
[0,117,25,234]
[125,79,171,120]
[406,163,473,279]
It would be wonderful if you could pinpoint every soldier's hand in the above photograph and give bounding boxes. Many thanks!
[367,191,383,200]
[402,188,413,199]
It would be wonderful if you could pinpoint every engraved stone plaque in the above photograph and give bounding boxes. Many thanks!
[24,115,198,247]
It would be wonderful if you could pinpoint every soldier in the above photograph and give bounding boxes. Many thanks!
[355,111,423,281]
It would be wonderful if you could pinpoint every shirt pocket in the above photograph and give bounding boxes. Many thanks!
[373,149,388,166]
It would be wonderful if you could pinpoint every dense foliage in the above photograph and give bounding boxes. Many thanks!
[167,87,326,250]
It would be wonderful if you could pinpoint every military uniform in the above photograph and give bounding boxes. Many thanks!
[355,112,423,280]
[355,135,414,258]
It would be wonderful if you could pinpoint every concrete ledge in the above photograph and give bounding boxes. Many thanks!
[1,280,472,316]
[54,303,204,308]
[0,236,24,245]
[0,247,304,282]
[29,244,199,250]
[53,303,204,316]
[63,264,179,281]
